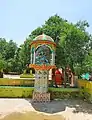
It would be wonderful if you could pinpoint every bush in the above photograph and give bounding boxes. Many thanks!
[79,88,92,103]
[0,86,34,98]
[0,86,80,99]
[0,78,34,87]
[20,74,34,78]
[78,80,92,103]
[49,88,80,100]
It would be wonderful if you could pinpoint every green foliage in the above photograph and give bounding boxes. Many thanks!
[0,78,52,87]
[78,80,92,103]
[0,14,91,75]
[60,25,90,71]
[0,78,34,87]
[0,54,5,71]
[4,40,17,60]
[0,86,80,99]
[0,54,6,77]
[82,50,92,72]
[80,88,92,103]
[49,88,80,100]
[0,39,18,73]
[0,86,34,98]
[75,20,89,31]
[23,70,26,74]
[29,15,91,73]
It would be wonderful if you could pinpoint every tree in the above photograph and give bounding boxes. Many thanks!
[0,54,6,77]
[14,37,33,72]
[83,50,92,72]
[5,40,17,60]
[0,15,91,75]
[59,24,90,72]
[75,20,89,31]
[0,38,8,58]
[0,38,18,73]
[29,15,91,73]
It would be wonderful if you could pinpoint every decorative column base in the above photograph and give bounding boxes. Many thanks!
[32,92,50,102]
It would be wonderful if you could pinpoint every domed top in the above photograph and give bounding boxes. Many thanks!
[33,33,54,42]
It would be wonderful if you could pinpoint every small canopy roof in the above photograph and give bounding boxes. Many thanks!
[33,33,54,42]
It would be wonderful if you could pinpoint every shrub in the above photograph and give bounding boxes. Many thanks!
[0,78,34,87]
[0,86,34,98]
[49,88,80,100]
[79,88,92,103]
[20,74,34,78]
[78,80,92,103]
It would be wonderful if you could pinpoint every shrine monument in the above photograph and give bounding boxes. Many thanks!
[29,33,56,102]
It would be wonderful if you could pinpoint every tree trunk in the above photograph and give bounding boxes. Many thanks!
[0,71,3,78]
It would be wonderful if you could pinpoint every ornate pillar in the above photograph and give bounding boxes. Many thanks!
[33,49,35,64]
[51,51,55,65]
[35,70,48,93]
[30,49,32,64]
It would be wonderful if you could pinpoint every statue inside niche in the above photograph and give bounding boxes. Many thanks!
[35,45,51,65]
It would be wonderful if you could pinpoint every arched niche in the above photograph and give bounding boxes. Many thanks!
[35,45,52,65]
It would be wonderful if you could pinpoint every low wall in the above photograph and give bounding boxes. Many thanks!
[78,80,92,103]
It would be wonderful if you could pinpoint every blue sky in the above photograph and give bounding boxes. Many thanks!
[0,0,92,45]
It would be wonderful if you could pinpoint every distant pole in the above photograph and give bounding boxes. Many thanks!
[64,67,66,88]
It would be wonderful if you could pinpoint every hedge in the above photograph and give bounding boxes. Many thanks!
[20,74,34,78]
[0,78,34,87]
[78,79,92,103]
[49,88,80,100]
[0,78,53,87]
[78,79,92,90]
[0,86,80,99]
[0,86,34,98]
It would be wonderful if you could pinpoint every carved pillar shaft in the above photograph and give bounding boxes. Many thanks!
[34,70,48,93]
[33,50,35,64]
[52,52,55,65]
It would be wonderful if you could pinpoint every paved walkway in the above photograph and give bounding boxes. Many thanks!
[0,99,92,120]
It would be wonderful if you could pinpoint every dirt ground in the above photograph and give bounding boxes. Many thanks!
[0,98,92,120]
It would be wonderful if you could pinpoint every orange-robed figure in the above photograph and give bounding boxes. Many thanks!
[55,68,64,87]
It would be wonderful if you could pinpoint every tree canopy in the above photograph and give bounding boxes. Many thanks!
[0,14,92,75]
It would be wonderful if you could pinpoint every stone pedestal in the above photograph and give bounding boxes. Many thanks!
[32,92,50,102]
[32,70,50,102]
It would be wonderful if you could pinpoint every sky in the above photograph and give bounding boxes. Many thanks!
[0,0,92,46]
